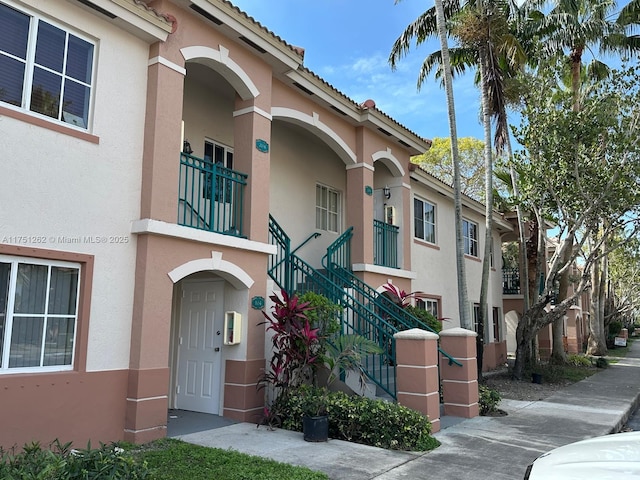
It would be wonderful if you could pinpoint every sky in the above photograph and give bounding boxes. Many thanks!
[228,0,485,142]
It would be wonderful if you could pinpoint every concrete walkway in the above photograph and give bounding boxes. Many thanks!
[175,341,640,479]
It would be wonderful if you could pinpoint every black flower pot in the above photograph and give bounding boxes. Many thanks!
[532,372,543,384]
[302,415,328,442]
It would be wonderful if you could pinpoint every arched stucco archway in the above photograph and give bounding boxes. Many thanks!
[181,45,259,100]
[271,107,356,165]
[167,251,254,289]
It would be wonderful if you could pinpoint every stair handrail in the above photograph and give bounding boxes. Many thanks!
[291,232,322,256]
[268,215,292,293]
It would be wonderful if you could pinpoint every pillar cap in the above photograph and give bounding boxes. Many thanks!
[439,327,477,338]
[394,328,439,340]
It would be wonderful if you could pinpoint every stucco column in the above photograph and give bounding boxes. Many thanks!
[139,57,184,223]
[439,328,479,418]
[233,103,272,243]
[125,56,185,444]
[346,164,374,265]
[394,329,441,433]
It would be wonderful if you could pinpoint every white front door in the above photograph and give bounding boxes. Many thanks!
[176,281,224,414]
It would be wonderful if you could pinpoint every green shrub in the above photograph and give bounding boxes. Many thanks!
[275,385,439,451]
[298,292,342,338]
[595,357,609,368]
[567,354,592,367]
[405,305,442,333]
[0,440,149,479]
[478,385,501,415]
[608,321,623,337]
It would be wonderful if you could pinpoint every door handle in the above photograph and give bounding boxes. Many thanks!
[215,347,220,352]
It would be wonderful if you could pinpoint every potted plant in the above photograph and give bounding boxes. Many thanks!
[301,387,330,442]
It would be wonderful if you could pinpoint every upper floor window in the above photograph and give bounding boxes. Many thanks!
[463,219,478,257]
[0,256,80,373]
[316,184,340,233]
[0,2,94,129]
[414,197,436,243]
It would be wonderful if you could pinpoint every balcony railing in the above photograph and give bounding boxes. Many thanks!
[502,267,521,294]
[178,153,247,237]
[373,219,399,268]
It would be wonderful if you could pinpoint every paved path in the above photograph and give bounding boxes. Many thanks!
[176,342,640,479]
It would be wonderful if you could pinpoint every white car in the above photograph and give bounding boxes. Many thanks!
[524,431,640,479]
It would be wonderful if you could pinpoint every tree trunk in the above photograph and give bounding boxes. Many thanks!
[434,0,470,329]
[550,238,572,363]
[477,38,494,376]
[513,308,537,380]
[587,253,608,355]
[550,317,566,363]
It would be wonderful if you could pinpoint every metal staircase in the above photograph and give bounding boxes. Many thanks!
[267,215,460,399]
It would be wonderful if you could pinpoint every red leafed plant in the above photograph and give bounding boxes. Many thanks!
[260,290,321,393]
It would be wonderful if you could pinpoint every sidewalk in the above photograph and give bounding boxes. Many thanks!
[174,341,640,479]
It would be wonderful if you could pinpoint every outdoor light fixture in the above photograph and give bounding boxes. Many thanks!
[183,139,193,154]
[383,185,391,199]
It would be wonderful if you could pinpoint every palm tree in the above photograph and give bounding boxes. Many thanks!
[390,0,530,358]
[390,0,472,330]
[525,0,640,111]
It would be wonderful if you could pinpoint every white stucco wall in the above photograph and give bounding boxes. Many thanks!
[410,180,505,338]
[0,0,151,371]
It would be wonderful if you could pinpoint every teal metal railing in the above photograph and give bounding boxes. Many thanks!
[373,219,399,268]
[322,231,461,366]
[267,217,461,399]
[502,267,520,294]
[178,153,247,237]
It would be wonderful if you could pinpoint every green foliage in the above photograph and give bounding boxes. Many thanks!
[298,292,342,338]
[275,385,439,451]
[412,137,487,201]
[130,438,327,480]
[608,321,623,337]
[323,334,382,389]
[478,385,502,415]
[595,357,609,369]
[566,354,592,367]
[0,440,149,479]
[527,362,597,383]
[405,305,442,333]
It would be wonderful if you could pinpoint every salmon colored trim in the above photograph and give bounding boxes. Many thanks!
[464,254,482,263]
[0,369,128,448]
[0,244,94,372]
[0,105,99,144]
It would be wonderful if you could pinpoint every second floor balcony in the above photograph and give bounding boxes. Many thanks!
[373,219,399,269]
[178,153,247,237]
[503,267,521,295]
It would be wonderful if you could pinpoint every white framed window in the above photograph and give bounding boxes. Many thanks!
[463,219,479,257]
[316,184,341,233]
[416,297,439,319]
[204,139,233,169]
[0,1,95,129]
[492,306,501,342]
[0,255,80,373]
[414,197,436,243]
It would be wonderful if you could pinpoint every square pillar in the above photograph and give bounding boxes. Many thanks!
[394,328,441,433]
[439,328,479,419]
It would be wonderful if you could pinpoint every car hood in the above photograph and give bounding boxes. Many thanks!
[529,431,640,479]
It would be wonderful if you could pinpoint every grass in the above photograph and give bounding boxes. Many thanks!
[128,438,328,480]
[606,337,634,360]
